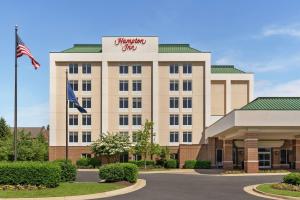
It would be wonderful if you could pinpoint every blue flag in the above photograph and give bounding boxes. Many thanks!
[67,81,87,113]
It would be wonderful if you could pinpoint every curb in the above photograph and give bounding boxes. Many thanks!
[244,183,299,200]
[222,173,289,177]
[0,179,146,200]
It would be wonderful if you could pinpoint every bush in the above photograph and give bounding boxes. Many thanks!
[165,159,177,168]
[76,158,90,167]
[0,162,61,188]
[76,157,101,169]
[128,160,155,168]
[184,160,211,169]
[89,157,101,168]
[283,173,300,185]
[53,160,77,182]
[99,163,138,183]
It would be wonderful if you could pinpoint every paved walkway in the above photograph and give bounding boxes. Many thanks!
[77,171,283,200]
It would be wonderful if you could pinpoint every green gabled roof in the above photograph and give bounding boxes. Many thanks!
[241,97,300,110]
[61,44,201,53]
[211,65,245,73]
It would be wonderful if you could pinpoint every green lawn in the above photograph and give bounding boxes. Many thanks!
[0,182,126,198]
[257,184,300,198]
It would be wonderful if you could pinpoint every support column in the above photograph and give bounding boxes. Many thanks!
[272,148,281,169]
[294,137,300,170]
[223,140,233,170]
[244,133,258,173]
[208,137,216,167]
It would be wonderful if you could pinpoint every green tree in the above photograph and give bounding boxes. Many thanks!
[91,132,131,163]
[0,117,11,139]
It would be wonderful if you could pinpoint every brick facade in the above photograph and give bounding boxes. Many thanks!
[49,146,92,163]
[223,140,233,170]
[244,133,258,173]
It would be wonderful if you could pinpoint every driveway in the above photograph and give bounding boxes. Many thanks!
[77,171,283,200]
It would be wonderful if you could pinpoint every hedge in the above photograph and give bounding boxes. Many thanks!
[53,160,77,182]
[283,173,300,185]
[164,159,177,168]
[128,160,155,167]
[76,157,101,168]
[0,162,61,188]
[99,163,138,183]
[184,160,211,169]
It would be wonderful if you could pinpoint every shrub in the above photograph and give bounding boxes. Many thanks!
[128,160,155,168]
[99,163,138,183]
[0,162,61,188]
[76,158,90,167]
[53,160,77,182]
[155,159,166,167]
[184,160,211,169]
[165,159,177,168]
[283,173,300,185]
[89,157,101,168]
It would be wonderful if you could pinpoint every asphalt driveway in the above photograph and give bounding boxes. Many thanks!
[77,171,283,200]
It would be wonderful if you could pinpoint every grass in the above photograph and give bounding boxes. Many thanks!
[0,182,126,198]
[257,183,300,198]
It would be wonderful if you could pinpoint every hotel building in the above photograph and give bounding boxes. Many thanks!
[50,36,300,173]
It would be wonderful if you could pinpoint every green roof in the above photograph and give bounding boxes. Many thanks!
[241,97,300,110]
[61,44,201,53]
[211,65,245,73]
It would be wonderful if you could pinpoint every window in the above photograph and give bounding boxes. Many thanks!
[132,97,142,108]
[119,97,128,108]
[69,63,78,74]
[69,115,78,125]
[119,65,128,74]
[132,65,142,74]
[132,132,140,143]
[132,115,142,125]
[169,97,179,108]
[82,131,91,143]
[119,131,129,137]
[82,98,91,108]
[169,64,179,74]
[133,154,142,160]
[170,114,179,125]
[69,98,78,108]
[119,115,128,125]
[183,80,192,91]
[280,149,289,164]
[132,80,142,91]
[82,63,91,74]
[69,80,78,91]
[183,114,192,125]
[183,64,192,74]
[170,132,179,143]
[82,114,91,125]
[81,153,91,158]
[69,132,78,143]
[170,80,179,91]
[183,132,192,143]
[82,80,91,91]
[119,80,128,91]
[183,97,192,108]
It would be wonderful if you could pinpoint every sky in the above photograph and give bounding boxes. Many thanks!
[1,0,300,127]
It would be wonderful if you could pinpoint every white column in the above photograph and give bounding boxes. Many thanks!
[153,61,159,143]
[102,61,109,133]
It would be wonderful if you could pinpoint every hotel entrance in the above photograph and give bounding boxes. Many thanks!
[258,148,271,169]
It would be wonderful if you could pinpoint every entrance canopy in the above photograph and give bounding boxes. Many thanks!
[206,97,300,141]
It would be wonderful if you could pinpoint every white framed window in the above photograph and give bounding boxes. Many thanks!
[170,114,179,125]
[82,97,91,108]
[169,97,179,108]
[132,65,142,74]
[119,65,128,74]
[132,80,142,91]
[69,115,78,125]
[183,80,192,91]
[170,80,179,91]
[119,131,129,137]
[183,132,192,143]
[82,114,91,126]
[69,63,78,74]
[81,153,91,158]
[169,64,179,74]
[82,63,92,74]
[132,97,142,108]
[183,97,192,108]
[132,115,142,125]
[183,64,192,74]
[82,80,91,91]
[82,131,91,143]
[119,97,128,108]
[69,132,78,143]
[119,115,128,125]
[119,80,128,91]
[170,132,179,143]
[69,80,78,91]
[183,114,192,125]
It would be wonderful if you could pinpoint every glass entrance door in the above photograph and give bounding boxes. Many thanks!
[258,148,271,169]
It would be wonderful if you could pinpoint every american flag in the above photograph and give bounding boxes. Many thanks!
[16,34,40,69]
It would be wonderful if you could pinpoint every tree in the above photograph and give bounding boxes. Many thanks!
[0,117,11,139]
[91,132,131,163]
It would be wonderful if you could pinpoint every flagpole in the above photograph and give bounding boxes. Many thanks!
[65,70,69,161]
[13,25,18,161]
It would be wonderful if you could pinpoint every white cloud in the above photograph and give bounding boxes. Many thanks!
[262,24,300,38]
[255,79,300,97]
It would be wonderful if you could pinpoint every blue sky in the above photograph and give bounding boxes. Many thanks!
[1,0,300,127]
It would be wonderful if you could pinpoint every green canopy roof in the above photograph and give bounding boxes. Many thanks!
[211,65,245,73]
[241,97,300,110]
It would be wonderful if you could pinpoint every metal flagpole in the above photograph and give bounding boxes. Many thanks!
[65,70,69,161]
[13,25,18,161]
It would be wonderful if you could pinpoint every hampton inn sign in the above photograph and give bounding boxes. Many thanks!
[114,37,147,52]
